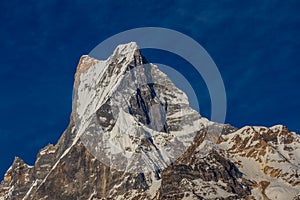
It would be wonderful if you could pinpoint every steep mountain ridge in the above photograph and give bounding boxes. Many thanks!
[0,42,299,200]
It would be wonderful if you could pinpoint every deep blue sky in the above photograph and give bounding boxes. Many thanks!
[0,0,299,178]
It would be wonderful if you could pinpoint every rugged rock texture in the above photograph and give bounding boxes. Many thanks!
[1,42,299,200]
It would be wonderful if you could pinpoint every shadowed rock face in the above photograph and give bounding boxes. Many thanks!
[1,43,300,200]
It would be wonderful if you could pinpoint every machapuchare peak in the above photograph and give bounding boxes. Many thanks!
[1,42,299,200]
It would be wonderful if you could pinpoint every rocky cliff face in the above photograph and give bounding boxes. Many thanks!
[1,42,299,200]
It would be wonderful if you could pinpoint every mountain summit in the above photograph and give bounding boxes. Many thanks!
[1,43,299,200]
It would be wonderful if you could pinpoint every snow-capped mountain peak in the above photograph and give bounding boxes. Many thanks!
[72,42,208,173]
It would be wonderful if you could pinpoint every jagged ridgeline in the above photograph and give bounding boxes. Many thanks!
[1,43,299,200]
